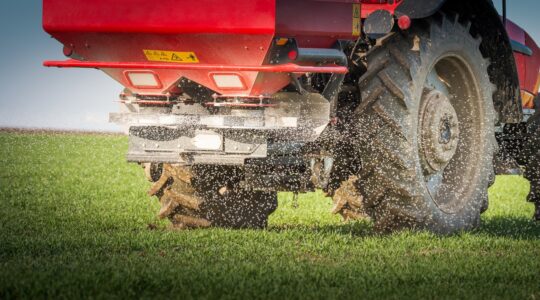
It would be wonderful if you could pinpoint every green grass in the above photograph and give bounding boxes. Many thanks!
[0,132,539,299]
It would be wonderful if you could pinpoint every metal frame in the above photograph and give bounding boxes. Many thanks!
[44,60,348,74]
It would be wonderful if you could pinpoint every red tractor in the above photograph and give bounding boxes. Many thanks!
[43,0,540,233]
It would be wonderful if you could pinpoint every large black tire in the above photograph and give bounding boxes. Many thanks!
[146,164,278,229]
[334,14,498,233]
[523,115,540,220]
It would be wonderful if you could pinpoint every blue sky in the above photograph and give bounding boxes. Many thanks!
[0,1,538,131]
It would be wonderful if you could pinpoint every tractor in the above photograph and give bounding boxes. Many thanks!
[43,0,540,233]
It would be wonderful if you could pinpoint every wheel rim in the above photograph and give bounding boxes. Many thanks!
[420,89,460,174]
[419,55,486,214]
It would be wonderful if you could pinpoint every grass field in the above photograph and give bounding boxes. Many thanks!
[0,132,539,299]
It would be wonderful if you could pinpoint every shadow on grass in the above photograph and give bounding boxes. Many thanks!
[269,216,540,239]
[269,220,375,237]
[475,216,540,239]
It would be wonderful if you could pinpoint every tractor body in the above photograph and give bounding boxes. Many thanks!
[43,0,540,230]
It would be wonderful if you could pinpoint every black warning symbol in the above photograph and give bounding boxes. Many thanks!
[171,53,184,62]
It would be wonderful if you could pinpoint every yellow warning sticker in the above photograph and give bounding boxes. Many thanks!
[143,50,199,63]
[352,3,361,36]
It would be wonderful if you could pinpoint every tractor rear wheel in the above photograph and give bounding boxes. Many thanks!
[335,14,498,233]
[146,164,278,229]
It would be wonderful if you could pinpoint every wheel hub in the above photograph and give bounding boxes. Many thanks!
[420,90,460,174]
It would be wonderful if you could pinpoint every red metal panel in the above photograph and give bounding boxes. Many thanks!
[43,0,282,96]
[43,0,360,97]
[361,1,402,18]
[506,19,540,108]
[523,32,540,95]
[43,0,276,35]
[53,33,277,96]
[276,0,360,48]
